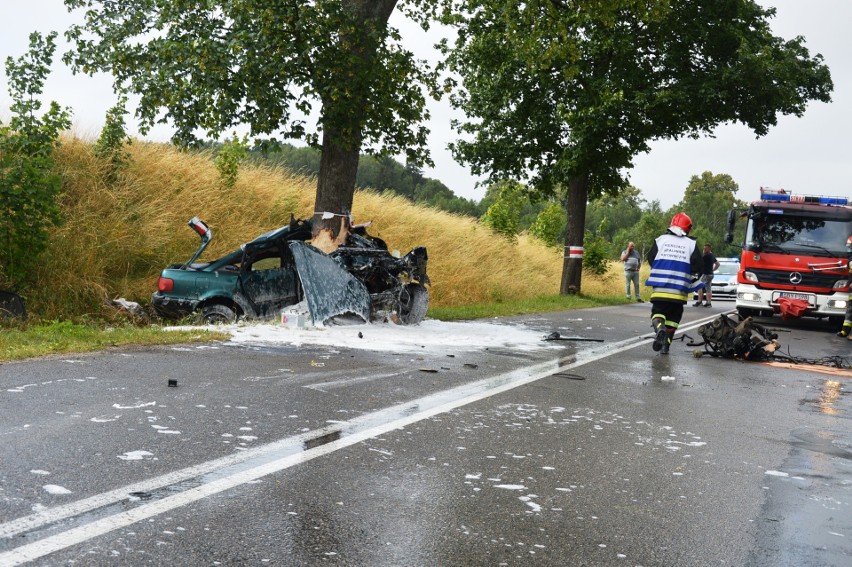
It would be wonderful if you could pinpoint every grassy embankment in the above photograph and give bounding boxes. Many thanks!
[0,138,646,362]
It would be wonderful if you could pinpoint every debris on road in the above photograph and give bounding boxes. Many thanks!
[691,314,779,360]
[692,313,852,370]
[543,331,604,342]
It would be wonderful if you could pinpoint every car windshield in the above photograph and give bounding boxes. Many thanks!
[716,263,739,275]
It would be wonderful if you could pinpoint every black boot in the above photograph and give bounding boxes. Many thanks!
[660,333,671,354]
[651,317,666,352]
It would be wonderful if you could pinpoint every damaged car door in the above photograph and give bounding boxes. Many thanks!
[238,242,301,318]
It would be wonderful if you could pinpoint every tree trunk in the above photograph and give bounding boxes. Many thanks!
[560,175,590,295]
[312,123,361,249]
[311,0,397,245]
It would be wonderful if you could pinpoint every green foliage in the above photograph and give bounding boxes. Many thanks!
[442,0,832,294]
[617,200,670,258]
[528,202,564,248]
[214,133,250,187]
[582,231,611,276]
[0,31,71,287]
[586,187,643,236]
[481,180,526,240]
[93,95,131,180]
[443,1,832,202]
[676,171,746,257]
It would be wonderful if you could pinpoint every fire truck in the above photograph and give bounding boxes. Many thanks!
[724,188,852,327]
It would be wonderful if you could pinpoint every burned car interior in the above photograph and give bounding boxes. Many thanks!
[152,216,429,326]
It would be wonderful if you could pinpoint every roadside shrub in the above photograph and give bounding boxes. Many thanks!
[0,32,71,288]
[582,231,611,276]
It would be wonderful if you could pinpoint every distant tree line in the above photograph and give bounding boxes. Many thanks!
[248,142,484,218]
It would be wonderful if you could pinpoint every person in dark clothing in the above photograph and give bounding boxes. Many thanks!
[694,244,720,307]
[645,213,703,354]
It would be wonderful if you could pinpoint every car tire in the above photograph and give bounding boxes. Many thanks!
[200,304,237,324]
[397,283,429,325]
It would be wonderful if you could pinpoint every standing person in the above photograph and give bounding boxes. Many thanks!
[621,241,644,302]
[694,244,720,307]
[645,213,702,354]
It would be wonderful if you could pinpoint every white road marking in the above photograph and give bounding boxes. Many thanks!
[0,315,717,565]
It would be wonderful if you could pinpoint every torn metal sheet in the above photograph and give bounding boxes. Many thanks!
[289,241,371,325]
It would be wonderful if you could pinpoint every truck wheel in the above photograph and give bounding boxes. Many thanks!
[200,304,237,324]
[398,284,429,325]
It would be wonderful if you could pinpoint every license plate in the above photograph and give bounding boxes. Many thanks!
[776,292,810,302]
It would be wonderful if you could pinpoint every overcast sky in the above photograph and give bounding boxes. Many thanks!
[1,1,848,210]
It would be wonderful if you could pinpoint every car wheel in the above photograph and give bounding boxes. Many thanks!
[397,283,429,325]
[200,304,237,324]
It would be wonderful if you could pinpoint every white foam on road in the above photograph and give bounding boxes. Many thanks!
[172,319,559,355]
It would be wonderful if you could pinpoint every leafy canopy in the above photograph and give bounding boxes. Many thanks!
[442,0,833,200]
[63,0,442,167]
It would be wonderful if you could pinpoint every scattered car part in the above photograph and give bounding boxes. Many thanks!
[693,313,779,360]
[543,331,604,342]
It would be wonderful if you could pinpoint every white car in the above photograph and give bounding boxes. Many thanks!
[694,259,739,300]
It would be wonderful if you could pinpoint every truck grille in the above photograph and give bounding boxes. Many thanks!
[750,268,843,288]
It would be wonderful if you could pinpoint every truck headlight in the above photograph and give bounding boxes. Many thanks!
[833,279,849,289]
[744,271,758,283]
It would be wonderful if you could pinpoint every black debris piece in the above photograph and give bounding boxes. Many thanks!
[543,331,604,342]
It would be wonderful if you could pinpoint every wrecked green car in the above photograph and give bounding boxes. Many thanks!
[152,217,429,325]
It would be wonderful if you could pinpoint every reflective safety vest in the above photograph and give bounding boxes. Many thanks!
[645,233,700,302]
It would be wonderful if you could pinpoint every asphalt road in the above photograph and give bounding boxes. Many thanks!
[0,301,850,566]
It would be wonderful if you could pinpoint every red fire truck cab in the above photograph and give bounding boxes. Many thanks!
[724,188,852,327]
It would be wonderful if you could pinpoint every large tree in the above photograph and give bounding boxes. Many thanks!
[63,0,441,245]
[442,0,833,294]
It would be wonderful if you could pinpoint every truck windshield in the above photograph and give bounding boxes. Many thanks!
[745,213,852,256]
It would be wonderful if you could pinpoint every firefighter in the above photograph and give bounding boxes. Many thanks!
[645,212,703,354]
[837,236,852,338]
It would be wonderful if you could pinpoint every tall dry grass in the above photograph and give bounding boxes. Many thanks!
[28,138,615,319]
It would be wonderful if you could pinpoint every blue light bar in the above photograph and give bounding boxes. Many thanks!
[759,187,848,206]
